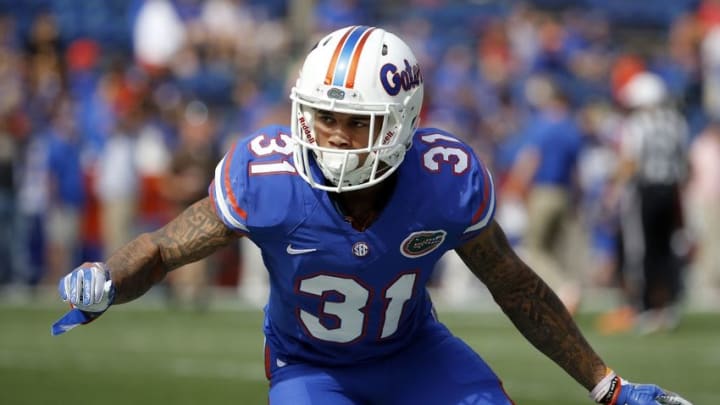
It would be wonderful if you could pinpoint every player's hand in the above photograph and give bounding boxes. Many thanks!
[58,262,115,312]
[615,383,693,405]
[51,262,115,336]
[591,372,693,405]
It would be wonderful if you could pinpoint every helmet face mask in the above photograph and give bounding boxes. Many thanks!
[290,26,424,193]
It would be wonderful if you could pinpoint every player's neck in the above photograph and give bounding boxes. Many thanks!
[329,175,397,231]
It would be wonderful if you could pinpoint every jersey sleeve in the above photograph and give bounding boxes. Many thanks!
[412,128,497,241]
[209,138,250,233]
[461,155,496,236]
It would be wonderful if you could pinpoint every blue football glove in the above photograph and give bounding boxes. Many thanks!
[52,262,115,336]
[616,384,693,405]
[591,372,693,405]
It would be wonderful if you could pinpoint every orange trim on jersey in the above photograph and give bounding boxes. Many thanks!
[324,28,354,85]
[210,179,249,237]
[222,143,248,220]
[471,166,491,224]
[344,27,375,88]
[208,179,218,209]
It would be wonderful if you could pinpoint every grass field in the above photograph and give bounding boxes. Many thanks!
[1,300,718,404]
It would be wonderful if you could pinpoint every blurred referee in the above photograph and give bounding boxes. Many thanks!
[615,71,690,334]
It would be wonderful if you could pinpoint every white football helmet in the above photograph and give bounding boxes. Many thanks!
[290,25,424,192]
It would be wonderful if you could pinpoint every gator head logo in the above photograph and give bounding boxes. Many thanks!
[400,230,447,258]
[327,87,345,100]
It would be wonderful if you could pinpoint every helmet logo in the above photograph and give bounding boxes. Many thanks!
[380,59,423,96]
[298,115,316,144]
[381,130,395,145]
[327,87,346,100]
[400,230,446,258]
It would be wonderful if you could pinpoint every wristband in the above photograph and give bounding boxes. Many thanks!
[590,369,624,404]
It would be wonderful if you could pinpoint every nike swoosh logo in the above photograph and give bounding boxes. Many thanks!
[286,244,317,255]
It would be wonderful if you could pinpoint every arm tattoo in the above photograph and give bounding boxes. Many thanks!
[455,221,607,390]
[107,197,237,304]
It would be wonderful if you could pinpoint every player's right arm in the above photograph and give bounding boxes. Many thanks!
[108,196,237,304]
[55,129,270,335]
[59,125,272,313]
[53,196,239,335]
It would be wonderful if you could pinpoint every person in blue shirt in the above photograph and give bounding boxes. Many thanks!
[54,26,691,405]
[505,76,585,315]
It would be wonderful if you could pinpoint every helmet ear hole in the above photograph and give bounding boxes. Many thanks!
[382,44,388,56]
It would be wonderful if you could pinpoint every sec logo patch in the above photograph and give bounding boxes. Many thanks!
[400,230,447,258]
[352,241,370,257]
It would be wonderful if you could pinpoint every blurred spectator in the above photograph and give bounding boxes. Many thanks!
[530,16,572,80]
[66,38,107,158]
[0,16,24,284]
[485,88,527,188]
[25,12,62,56]
[95,107,141,256]
[697,0,720,31]
[14,111,48,288]
[610,54,647,103]
[0,0,715,310]
[506,2,541,75]
[661,13,701,101]
[575,103,623,288]
[701,25,720,120]
[425,44,482,142]
[162,100,221,310]
[685,122,720,306]
[0,117,17,283]
[0,33,22,117]
[133,0,186,72]
[134,98,174,232]
[45,96,85,285]
[659,13,704,134]
[599,72,690,334]
[505,75,584,315]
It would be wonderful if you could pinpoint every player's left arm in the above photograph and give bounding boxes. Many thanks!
[456,220,606,390]
[455,221,693,405]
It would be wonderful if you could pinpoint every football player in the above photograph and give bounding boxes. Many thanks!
[55,26,692,405]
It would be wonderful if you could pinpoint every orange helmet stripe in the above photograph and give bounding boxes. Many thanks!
[324,27,355,85]
[325,26,376,88]
[345,27,376,88]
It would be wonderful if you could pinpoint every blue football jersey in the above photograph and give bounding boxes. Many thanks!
[209,125,496,366]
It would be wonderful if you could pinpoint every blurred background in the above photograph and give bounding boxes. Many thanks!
[0,0,719,403]
[0,0,719,318]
